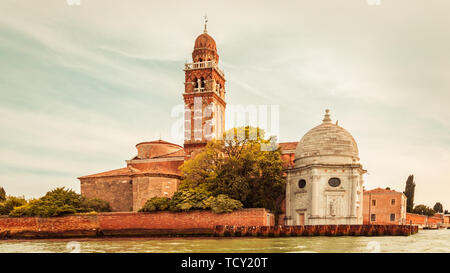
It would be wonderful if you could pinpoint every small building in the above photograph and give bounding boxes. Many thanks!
[363,188,407,225]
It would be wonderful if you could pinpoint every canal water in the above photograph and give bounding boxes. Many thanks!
[0,229,449,253]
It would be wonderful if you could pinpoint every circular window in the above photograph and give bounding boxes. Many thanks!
[328,178,341,187]
[298,179,306,189]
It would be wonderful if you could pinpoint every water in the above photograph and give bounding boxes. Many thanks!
[0,229,449,253]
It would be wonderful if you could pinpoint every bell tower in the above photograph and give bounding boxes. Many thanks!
[183,18,226,158]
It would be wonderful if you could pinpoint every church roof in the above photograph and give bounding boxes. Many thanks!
[78,167,139,179]
[295,109,359,166]
[194,33,217,51]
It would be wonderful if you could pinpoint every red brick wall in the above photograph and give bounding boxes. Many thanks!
[97,209,272,231]
[0,209,273,238]
[406,213,446,227]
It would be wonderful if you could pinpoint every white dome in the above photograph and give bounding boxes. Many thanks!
[295,110,359,167]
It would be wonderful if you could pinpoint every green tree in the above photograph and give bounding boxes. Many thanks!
[0,187,6,202]
[180,126,285,221]
[9,187,111,217]
[433,202,443,213]
[0,196,27,215]
[139,197,171,212]
[204,194,243,214]
[403,175,416,213]
[412,204,435,216]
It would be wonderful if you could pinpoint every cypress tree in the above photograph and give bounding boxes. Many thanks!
[403,175,415,213]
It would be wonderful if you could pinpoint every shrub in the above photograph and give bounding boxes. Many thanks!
[204,194,243,213]
[168,188,211,212]
[81,197,111,212]
[0,196,27,215]
[139,197,170,212]
[8,187,112,217]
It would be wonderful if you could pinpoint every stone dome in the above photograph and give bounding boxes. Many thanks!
[294,110,359,167]
[194,33,217,51]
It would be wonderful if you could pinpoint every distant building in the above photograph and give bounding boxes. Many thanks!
[363,188,407,225]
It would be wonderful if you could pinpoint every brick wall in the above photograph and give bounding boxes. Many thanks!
[81,177,133,212]
[406,213,446,228]
[0,209,273,239]
[363,190,406,225]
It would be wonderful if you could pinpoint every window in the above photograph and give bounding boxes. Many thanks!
[371,214,376,222]
[328,177,341,187]
[298,179,306,189]
[390,213,396,221]
[391,199,396,205]
[372,199,376,206]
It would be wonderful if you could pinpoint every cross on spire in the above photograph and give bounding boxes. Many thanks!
[203,14,208,33]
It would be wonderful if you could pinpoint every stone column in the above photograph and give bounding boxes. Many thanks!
[310,169,320,218]
[285,173,292,225]
[350,174,358,217]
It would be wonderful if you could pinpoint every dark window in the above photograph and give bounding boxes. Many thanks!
[372,199,376,206]
[193,78,198,88]
[391,199,396,205]
[390,213,395,221]
[328,177,341,187]
[298,179,306,189]
[371,214,376,221]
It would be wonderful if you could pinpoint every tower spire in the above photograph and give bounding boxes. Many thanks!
[203,14,208,33]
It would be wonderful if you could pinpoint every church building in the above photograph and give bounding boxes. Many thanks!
[78,23,367,225]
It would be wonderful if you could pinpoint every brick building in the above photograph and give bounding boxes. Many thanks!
[363,187,407,225]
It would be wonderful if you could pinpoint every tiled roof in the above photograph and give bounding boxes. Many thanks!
[78,167,139,179]
[278,141,298,151]
[364,187,402,194]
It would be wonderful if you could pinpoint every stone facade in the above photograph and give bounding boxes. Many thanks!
[285,110,366,225]
[363,187,407,225]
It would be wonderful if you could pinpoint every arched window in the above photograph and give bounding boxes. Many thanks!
[200,77,205,88]
[328,178,341,187]
[199,58,203,62]
[193,78,198,88]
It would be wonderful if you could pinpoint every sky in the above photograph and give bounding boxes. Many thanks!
[0,0,449,209]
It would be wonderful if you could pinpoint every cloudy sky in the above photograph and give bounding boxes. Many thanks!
[0,0,449,209]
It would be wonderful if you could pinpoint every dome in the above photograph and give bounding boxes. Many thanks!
[294,110,359,167]
[194,33,217,51]
[135,140,183,159]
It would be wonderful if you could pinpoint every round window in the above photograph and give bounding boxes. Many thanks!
[298,179,306,189]
[328,178,341,187]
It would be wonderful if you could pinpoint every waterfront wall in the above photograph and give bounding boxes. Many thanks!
[406,213,448,229]
[213,225,419,237]
[0,209,273,239]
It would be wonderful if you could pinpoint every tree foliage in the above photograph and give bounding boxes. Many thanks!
[0,187,6,202]
[433,202,443,213]
[180,126,285,218]
[139,191,243,214]
[403,175,416,213]
[8,187,111,217]
[412,204,436,216]
[0,196,27,215]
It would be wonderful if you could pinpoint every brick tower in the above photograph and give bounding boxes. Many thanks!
[183,19,226,158]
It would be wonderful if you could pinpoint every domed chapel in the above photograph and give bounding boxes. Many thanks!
[285,110,366,225]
